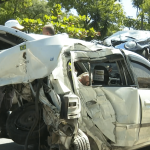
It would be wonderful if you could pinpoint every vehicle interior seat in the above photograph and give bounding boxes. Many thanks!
[93,65,109,85]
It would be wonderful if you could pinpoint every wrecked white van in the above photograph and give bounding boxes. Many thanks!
[0,25,150,150]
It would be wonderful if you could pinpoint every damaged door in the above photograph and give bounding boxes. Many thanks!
[70,49,141,146]
[128,54,150,145]
[95,59,140,147]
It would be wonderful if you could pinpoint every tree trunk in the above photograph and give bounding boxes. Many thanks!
[141,13,144,30]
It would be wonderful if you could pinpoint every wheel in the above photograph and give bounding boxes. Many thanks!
[70,129,91,150]
[6,102,48,145]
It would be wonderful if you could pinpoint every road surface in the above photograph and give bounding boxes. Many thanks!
[0,138,24,150]
[0,138,150,150]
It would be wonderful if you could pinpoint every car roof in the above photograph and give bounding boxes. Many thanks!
[0,25,48,41]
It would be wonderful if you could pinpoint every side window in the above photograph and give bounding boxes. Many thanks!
[117,60,134,86]
[130,61,150,88]
[91,62,121,86]
[82,60,134,86]
[0,31,25,50]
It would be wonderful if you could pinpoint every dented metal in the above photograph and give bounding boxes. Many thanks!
[1,26,150,149]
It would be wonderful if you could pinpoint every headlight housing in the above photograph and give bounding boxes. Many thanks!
[125,41,137,49]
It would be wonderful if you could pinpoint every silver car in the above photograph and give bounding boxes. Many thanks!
[103,30,150,60]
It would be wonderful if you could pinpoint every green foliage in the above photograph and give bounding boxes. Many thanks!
[19,13,99,40]
[0,0,51,25]
[18,5,99,40]
[0,1,99,40]
[132,0,143,9]
[131,0,150,30]
[123,17,141,30]
[48,0,126,39]
[20,0,51,19]
[141,0,150,28]
[0,0,32,24]
[0,0,9,4]
[19,18,44,33]
[3,0,150,40]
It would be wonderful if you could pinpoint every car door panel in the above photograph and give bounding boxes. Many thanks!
[102,87,140,146]
[126,54,150,145]
[70,50,141,146]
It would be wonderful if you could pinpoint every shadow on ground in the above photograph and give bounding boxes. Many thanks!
[0,138,150,150]
[0,142,24,150]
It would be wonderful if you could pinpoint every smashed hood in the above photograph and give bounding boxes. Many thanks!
[0,34,119,86]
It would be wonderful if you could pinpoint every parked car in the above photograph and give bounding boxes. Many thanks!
[1,25,150,150]
[102,30,150,60]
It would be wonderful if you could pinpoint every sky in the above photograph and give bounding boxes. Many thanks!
[70,0,137,19]
[121,0,137,19]
[69,0,138,31]
[120,0,137,30]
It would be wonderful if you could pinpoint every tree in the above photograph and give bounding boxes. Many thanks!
[18,0,52,19]
[19,4,99,40]
[0,1,99,40]
[0,0,32,24]
[48,0,126,39]
[132,0,143,13]
[123,17,142,30]
[141,1,150,30]
[0,0,51,24]
[132,0,145,30]
[0,0,9,4]
[131,0,150,30]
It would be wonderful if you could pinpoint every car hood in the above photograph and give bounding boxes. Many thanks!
[103,30,150,46]
[0,34,120,86]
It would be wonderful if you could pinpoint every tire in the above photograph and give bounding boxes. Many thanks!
[71,129,91,150]
[6,102,48,145]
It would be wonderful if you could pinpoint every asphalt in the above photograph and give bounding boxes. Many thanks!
[0,138,24,150]
[0,138,150,150]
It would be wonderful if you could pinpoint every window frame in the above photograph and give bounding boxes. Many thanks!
[76,58,134,87]
[129,59,150,89]
[0,31,26,50]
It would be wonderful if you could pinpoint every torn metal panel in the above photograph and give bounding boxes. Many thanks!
[79,116,111,150]
[139,90,150,124]
[70,50,117,142]
[134,127,150,145]
[113,125,139,146]
[102,87,140,146]
[51,79,71,95]
[0,43,28,85]
[77,86,116,142]
[70,49,113,61]
[0,38,63,85]
[101,87,140,124]
[134,90,150,145]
